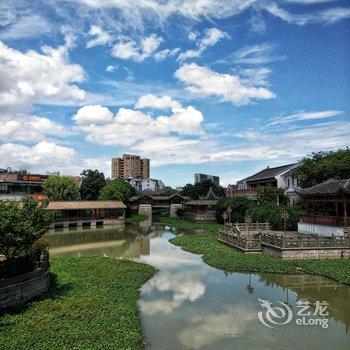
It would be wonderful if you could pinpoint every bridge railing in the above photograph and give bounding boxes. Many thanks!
[260,233,350,249]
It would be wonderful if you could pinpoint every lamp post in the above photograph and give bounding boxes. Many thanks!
[245,215,252,238]
[227,207,232,224]
[246,274,255,295]
[281,210,289,236]
[223,212,227,225]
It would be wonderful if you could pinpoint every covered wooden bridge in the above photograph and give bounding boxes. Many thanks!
[46,201,126,228]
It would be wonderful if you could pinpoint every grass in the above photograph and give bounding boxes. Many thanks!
[160,217,223,231]
[0,256,155,350]
[125,214,148,224]
[167,219,350,285]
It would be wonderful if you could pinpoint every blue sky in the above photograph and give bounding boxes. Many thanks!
[0,0,349,187]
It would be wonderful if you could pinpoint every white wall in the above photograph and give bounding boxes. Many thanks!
[298,223,344,237]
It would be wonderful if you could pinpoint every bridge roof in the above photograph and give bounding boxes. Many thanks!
[46,201,126,210]
[130,194,190,201]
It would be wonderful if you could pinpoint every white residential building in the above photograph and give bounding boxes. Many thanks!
[229,163,300,203]
[126,178,165,192]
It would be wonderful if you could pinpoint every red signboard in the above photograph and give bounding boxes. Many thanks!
[18,175,48,182]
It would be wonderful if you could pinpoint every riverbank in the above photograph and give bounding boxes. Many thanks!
[160,217,222,231]
[0,256,155,350]
[166,218,350,285]
[125,213,148,224]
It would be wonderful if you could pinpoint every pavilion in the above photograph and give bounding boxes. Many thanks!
[295,179,350,236]
[184,188,218,221]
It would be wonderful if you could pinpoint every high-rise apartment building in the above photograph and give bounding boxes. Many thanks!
[194,173,220,186]
[111,154,150,180]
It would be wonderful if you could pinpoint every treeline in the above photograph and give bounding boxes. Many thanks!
[42,169,137,203]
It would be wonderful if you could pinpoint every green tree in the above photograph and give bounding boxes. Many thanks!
[43,176,80,201]
[296,148,350,187]
[99,179,137,202]
[0,199,53,259]
[159,189,180,196]
[216,196,253,223]
[80,169,106,200]
[257,187,288,205]
[180,183,196,198]
[181,180,225,199]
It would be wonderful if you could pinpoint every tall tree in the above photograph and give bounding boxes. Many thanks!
[99,179,137,202]
[43,176,80,201]
[181,180,225,199]
[80,169,106,200]
[296,148,350,187]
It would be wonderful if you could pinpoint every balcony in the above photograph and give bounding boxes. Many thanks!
[232,188,258,196]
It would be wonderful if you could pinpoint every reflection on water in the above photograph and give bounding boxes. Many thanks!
[46,223,349,349]
[47,223,150,259]
[138,232,350,350]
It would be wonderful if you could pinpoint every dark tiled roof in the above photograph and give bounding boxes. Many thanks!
[46,201,126,210]
[187,200,218,206]
[200,187,218,200]
[295,179,350,196]
[0,173,17,182]
[245,163,297,182]
[237,176,250,184]
[130,194,189,201]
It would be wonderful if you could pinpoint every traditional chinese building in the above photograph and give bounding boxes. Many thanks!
[296,179,350,236]
[184,187,218,221]
[46,201,126,228]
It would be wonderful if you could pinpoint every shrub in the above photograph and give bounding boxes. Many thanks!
[0,199,53,259]
[257,187,288,205]
[246,202,304,230]
[31,238,50,261]
[0,255,35,279]
[176,206,186,219]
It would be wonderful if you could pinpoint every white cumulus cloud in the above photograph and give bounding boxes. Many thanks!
[112,34,163,62]
[73,100,204,147]
[0,141,75,171]
[72,104,114,125]
[0,40,86,113]
[135,94,182,110]
[0,115,68,142]
[86,25,112,48]
[174,63,276,106]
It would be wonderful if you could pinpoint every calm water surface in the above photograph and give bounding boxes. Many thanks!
[46,222,350,350]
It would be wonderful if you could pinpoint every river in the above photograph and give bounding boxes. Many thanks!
[45,222,350,350]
